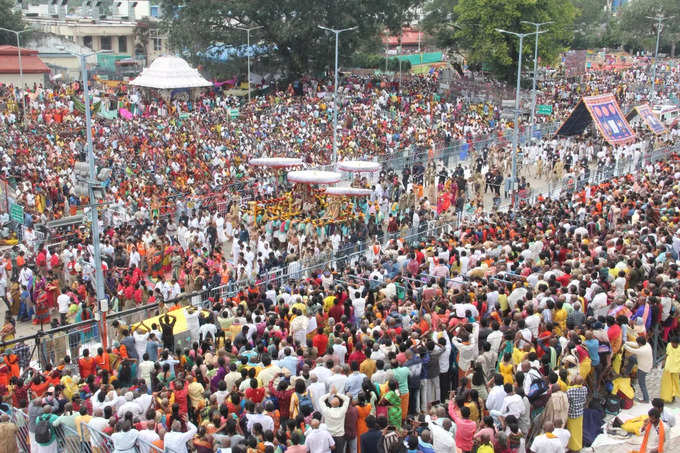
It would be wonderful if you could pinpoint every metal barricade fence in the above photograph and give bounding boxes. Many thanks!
[55,424,83,453]
[377,121,561,174]
[1,406,30,453]
[0,419,177,453]
[82,423,115,453]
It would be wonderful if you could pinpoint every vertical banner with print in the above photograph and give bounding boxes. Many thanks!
[582,94,636,145]
[635,104,667,135]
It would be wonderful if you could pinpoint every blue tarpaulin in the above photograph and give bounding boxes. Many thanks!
[201,44,275,62]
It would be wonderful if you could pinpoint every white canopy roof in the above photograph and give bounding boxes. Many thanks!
[130,56,212,90]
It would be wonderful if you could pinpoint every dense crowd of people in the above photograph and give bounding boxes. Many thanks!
[0,56,678,453]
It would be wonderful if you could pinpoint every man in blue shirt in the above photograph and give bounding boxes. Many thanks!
[343,361,366,398]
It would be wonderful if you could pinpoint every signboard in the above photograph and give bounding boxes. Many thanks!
[229,108,239,118]
[536,104,553,115]
[9,202,23,223]
[583,94,636,145]
[635,104,667,134]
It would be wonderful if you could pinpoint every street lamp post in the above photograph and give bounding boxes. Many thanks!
[235,25,263,103]
[496,28,538,204]
[520,21,551,141]
[398,46,402,87]
[66,49,110,348]
[0,27,32,121]
[318,25,358,164]
[645,14,673,100]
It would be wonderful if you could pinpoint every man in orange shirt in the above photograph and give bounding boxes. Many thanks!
[78,348,96,379]
[94,347,111,373]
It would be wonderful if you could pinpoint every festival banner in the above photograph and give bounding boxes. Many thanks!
[632,104,667,135]
[582,94,636,145]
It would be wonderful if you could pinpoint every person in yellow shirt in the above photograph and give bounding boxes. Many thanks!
[660,337,680,402]
[187,376,205,415]
[553,300,568,336]
[499,352,514,385]
[323,294,336,313]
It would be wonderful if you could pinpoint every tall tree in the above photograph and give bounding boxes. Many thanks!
[161,0,422,77]
[615,0,680,56]
[570,0,608,49]
[421,0,458,50]
[0,0,26,46]
[452,0,576,81]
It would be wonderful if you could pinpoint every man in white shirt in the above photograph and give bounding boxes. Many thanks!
[590,289,609,319]
[623,336,653,402]
[428,418,456,453]
[319,391,349,453]
[129,248,141,268]
[331,339,347,364]
[530,421,564,453]
[351,291,366,320]
[137,420,160,453]
[485,375,507,412]
[116,392,143,419]
[305,419,335,453]
[163,420,197,453]
[553,419,571,451]
[246,405,274,432]
[57,290,71,324]
[524,306,541,339]
[326,366,348,395]
[490,384,525,426]
[486,322,503,357]
[310,359,333,384]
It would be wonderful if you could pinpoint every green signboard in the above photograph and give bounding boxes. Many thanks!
[229,108,239,118]
[9,202,23,223]
[536,104,553,115]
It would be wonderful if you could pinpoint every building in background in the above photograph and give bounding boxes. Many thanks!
[0,45,50,87]
[17,0,168,80]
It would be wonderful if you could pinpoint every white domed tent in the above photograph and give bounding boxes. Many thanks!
[130,55,211,90]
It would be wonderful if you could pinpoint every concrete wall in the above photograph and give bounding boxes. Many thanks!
[0,73,46,88]
[39,55,82,80]
[29,21,137,57]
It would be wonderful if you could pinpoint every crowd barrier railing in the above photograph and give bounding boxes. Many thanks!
[1,405,30,452]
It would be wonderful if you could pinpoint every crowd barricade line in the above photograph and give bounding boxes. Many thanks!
[1,406,30,452]
[54,424,82,453]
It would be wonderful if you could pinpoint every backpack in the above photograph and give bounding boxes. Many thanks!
[35,415,54,444]
[527,369,549,402]
[605,396,621,415]
[296,392,313,413]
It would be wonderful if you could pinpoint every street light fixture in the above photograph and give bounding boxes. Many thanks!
[61,47,111,347]
[496,27,539,205]
[645,14,673,100]
[318,24,358,165]
[520,20,552,141]
[234,25,263,103]
[0,27,32,121]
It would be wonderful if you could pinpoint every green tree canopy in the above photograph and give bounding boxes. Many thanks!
[421,0,458,50]
[615,0,680,56]
[0,0,27,46]
[570,0,608,49]
[452,0,576,81]
[161,0,422,77]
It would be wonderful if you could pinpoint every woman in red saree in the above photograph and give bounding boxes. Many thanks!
[33,290,50,326]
